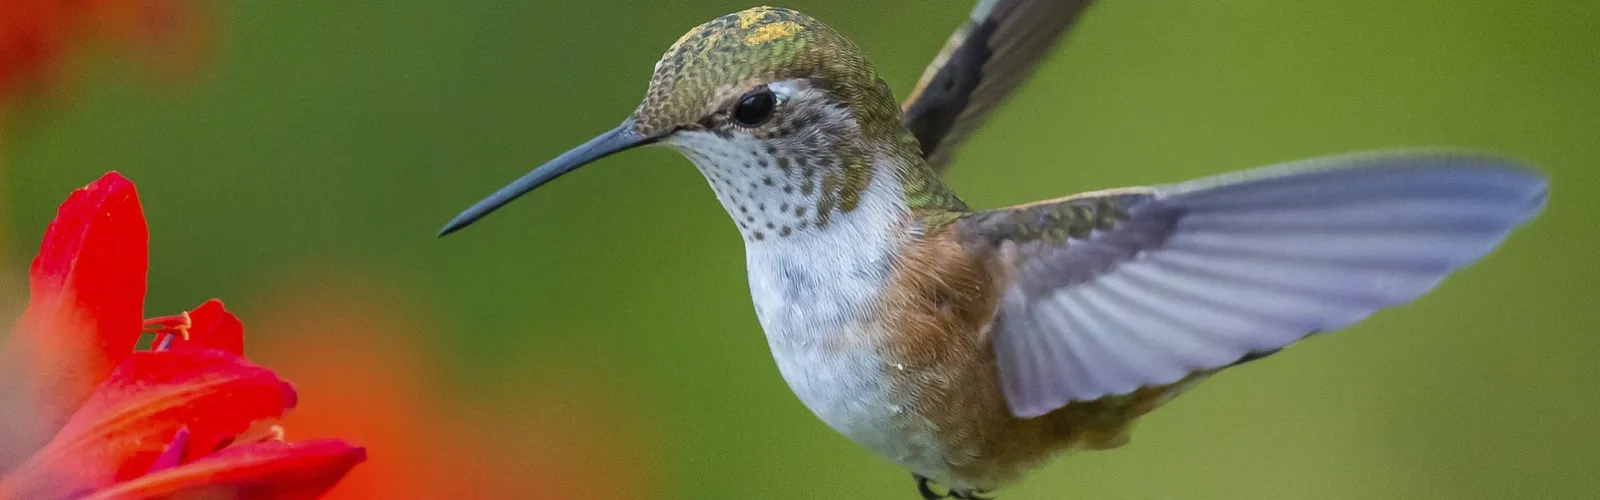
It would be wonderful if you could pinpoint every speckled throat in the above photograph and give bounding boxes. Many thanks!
[666,127,967,243]
[671,130,833,242]
[660,74,966,242]
[634,6,967,243]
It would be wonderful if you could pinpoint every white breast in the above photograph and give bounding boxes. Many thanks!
[663,120,954,476]
[743,178,954,477]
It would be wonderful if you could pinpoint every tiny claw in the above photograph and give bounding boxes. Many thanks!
[915,474,949,500]
[951,490,995,500]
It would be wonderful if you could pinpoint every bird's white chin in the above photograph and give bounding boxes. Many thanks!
[667,130,821,243]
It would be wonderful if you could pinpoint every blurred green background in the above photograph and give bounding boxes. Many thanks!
[4,0,1598,498]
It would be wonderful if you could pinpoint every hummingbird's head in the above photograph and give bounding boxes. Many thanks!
[631,7,900,138]
[439,7,925,240]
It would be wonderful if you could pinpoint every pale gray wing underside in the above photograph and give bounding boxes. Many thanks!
[959,152,1549,418]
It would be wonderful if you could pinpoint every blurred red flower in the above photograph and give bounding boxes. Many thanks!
[0,0,212,103]
[250,286,659,500]
[0,172,363,499]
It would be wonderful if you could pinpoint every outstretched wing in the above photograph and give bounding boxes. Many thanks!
[902,0,1096,172]
[955,152,1549,418]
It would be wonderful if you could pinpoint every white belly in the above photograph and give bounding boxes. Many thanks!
[698,162,953,475]
[746,248,953,478]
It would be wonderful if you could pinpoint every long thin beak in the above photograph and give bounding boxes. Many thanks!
[438,119,658,236]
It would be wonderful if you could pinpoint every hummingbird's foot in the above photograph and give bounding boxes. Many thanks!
[950,490,994,500]
[914,475,996,500]
[914,474,947,499]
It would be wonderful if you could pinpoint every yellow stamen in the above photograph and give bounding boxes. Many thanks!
[263,424,286,443]
[141,311,193,340]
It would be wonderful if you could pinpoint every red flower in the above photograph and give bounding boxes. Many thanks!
[0,172,364,499]
[249,288,659,499]
[0,0,212,103]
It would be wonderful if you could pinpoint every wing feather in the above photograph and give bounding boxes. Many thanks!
[902,0,1097,172]
[959,152,1548,418]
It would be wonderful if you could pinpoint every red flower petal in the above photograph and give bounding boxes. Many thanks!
[171,299,244,355]
[144,426,191,475]
[80,439,365,500]
[2,172,149,455]
[0,349,296,499]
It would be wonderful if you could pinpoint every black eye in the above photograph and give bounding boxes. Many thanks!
[732,88,777,127]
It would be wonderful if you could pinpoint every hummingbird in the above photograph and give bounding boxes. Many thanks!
[438,3,1548,498]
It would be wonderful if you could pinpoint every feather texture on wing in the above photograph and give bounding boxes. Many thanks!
[954,152,1549,418]
[902,0,1097,172]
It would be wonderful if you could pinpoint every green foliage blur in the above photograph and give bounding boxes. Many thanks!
[4,1,1596,499]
